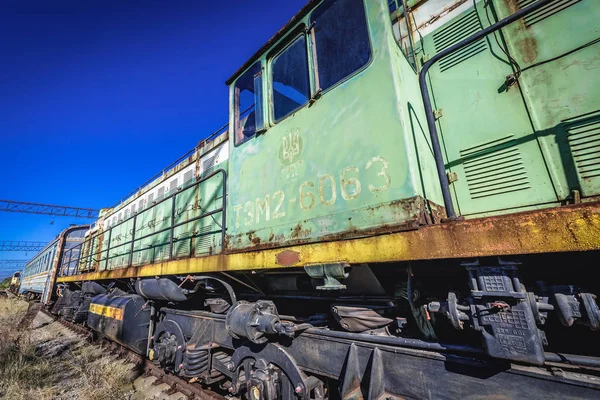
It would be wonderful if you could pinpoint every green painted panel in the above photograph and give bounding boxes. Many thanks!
[422,1,559,216]
[226,0,440,250]
[494,0,600,198]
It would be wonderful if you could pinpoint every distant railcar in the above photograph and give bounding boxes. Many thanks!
[49,0,600,399]
[8,271,21,294]
[20,225,88,303]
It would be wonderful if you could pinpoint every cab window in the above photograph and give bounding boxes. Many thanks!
[272,35,310,122]
[234,62,263,145]
[311,0,371,91]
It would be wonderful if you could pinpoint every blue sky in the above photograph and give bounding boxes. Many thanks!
[0,0,306,278]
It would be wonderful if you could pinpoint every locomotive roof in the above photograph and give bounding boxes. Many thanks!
[225,0,319,86]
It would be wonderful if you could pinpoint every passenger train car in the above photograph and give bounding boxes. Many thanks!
[20,225,88,302]
[32,0,600,398]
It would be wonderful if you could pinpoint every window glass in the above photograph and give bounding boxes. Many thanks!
[272,35,310,122]
[234,62,263,145]
[311,0,371,91]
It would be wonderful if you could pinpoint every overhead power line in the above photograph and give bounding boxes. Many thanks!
[0,260,27,266]
[0,241,47,252]
[0,199,99,219]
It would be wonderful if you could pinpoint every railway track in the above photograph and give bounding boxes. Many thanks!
[38,307,227,400]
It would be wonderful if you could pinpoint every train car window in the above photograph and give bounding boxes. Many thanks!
[310,0,371,91]
[158,187,165,200]
[170,179,177,192]
[148,193,154,205]
[139,199,144,212]
[234,62,263,146]
[272,35,310,122]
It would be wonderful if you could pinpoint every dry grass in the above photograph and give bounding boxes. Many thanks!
[0,298,138,400]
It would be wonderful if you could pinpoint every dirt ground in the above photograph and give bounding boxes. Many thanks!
[0,297,138,400]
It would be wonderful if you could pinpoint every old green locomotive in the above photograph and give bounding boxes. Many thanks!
[27,0,600,398]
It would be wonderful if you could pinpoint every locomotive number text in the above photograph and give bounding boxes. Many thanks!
[233,156,390,229]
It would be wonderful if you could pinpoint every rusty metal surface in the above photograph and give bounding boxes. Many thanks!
[58,201,600,283]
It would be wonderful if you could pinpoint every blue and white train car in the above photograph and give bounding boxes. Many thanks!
[20,225,89,303]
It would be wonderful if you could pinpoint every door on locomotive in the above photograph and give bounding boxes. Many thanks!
[399,0,599,216]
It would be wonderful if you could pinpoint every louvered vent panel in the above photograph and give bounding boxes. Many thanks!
[432,10,487,72]
[461,135,530,199]
[174,239,191,258]
[202,155,217,177]
[196,225,216,255]
[517,0,581,27]
[566,112,600,180]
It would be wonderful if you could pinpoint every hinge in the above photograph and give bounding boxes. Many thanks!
[308,88,323,106]
[447,171,458,184]
[305,21,316,34]
[434,109,443,120]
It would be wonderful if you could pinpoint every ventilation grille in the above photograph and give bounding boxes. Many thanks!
[517,0,581,27]
[461,135,530,199]
[196,225,217,255]
[433,10,487,72]
[201,155,217,177]
[565,111,600,180]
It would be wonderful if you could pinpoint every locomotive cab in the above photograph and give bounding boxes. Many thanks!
[226,0,444,251]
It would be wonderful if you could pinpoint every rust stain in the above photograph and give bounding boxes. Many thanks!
[503,0,538,63]
[58,202,600,283]
[518,36,538,64]
[504,0,519,14]
[246,231,261,246]
[227,197,432,254]
[275,250,300,267]
[290,223,304,240]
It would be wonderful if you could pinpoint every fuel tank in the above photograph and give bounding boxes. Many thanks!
[87,294,150,354]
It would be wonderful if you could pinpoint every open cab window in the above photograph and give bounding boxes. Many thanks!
[272,35,311,122]
[234,62,263,146]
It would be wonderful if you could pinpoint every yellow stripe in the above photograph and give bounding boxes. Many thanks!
[89,303,124,321]
[57,202,600,282]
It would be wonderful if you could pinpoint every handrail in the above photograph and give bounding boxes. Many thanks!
[109,123,230,209]
[59,169,227,277]
[418,0,552,220]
